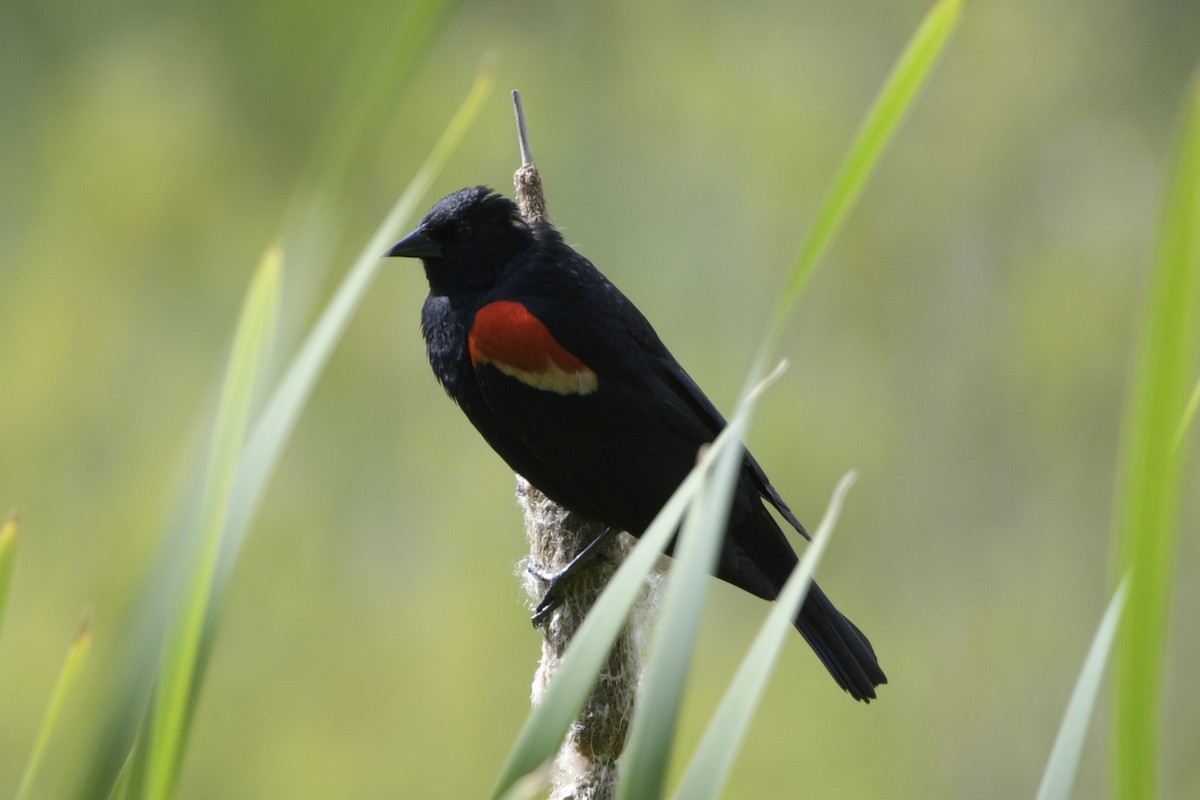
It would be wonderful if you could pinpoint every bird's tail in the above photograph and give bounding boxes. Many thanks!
[794,581,887,702]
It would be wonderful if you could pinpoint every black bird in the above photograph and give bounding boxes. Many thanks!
[387,186,886,701]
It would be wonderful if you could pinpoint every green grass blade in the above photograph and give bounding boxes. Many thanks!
[141,247,282,800]
[0,510,17,641]
[671,472,856,800]
[770,0,961,340]
[616,457,719,800]
[188,65,491,751]
[189,68,491,747]
[1036,579,1128,800]
[16,612,93,800]
[214,67,493,603]
[1114,72,1200,800]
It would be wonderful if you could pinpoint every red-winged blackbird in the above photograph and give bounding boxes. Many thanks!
[387,186,886,701]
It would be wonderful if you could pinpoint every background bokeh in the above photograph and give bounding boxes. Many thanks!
[2,0,1198,796]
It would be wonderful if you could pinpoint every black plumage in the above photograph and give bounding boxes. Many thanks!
[388,186,886,701]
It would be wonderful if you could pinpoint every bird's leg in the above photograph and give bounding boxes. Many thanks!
[529,526,617,624]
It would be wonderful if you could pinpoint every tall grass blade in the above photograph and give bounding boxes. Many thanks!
[180,67,491,765]
[16,612,93,800]
[1113,72,1200,800]
[0,511,17,641]
[214,68,493,607]
[193,68,492,719]
[671,472,856,800]
[616,460,718,800]
[1036,579,1128,800]
[770,0,961,341]
[141,247,282,800]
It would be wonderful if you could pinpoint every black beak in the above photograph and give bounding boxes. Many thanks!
[384,228,442,259]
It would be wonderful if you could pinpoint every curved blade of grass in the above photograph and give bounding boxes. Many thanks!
[671,471,856,800]
[1036,579,1127,800]
[190,69,491,749]
[769,0,961,342]
[0,511,17,641]
[616,458,719,800]
[195,64,491,721]
[213,67,493,606]
[617,364,786,800]
[141,247,282,800]
[16,612,93,800]
[1114,72,1200,800]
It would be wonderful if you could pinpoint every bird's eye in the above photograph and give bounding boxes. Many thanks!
[454,223,474,242]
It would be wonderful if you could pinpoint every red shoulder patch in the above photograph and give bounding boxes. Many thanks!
[468,300,598,395]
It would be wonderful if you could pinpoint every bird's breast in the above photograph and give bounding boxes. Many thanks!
[420,295,476,399]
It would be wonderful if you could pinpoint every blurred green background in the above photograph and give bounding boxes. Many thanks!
[2,0,1198,796]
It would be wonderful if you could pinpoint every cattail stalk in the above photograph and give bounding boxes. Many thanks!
[511,90,648,800]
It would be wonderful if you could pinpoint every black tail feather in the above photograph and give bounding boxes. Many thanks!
[719,508,886,702]
[794,581,887,702]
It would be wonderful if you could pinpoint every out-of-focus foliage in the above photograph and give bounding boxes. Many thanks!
[0,0,1197,797]
[1113,71,1200,800]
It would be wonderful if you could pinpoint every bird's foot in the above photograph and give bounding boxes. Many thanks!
[528,526,617,626]
[529,567,566,625]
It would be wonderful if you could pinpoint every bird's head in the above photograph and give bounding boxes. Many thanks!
[385,186,534,296]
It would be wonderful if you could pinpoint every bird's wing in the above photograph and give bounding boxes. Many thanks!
[653,356,810,540]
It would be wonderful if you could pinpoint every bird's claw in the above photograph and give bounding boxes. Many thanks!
[528,564,565,625]
[526,526,617,627]
[531,594,558,625]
